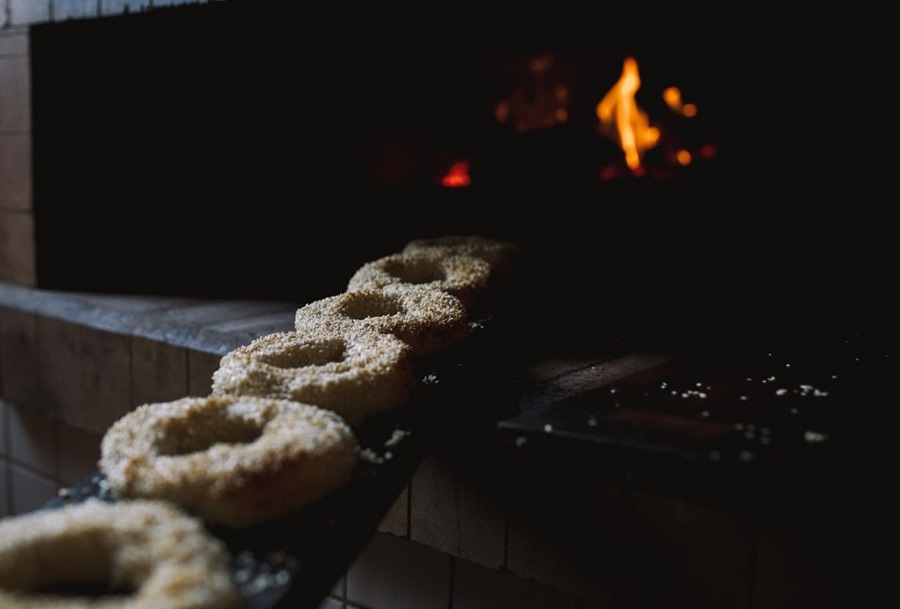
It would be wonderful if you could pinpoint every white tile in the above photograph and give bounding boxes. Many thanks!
[453,558,572,609]
[0,29,28,56]
[10,0,51,25]
[53,0,99,20]
[347,533,450,609]
[7,405,57,476]
[9,463,58,514]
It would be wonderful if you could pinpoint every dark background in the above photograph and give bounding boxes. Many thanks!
[29,2,892,349]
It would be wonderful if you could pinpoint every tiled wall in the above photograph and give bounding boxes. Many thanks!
[0,286,611,608]
[0,299,223,516]
[1,1,222,288]
[0,25,34,287]
[6,9,533,609]
[0,0,252,523]
[0,6,836,609]
[0,281,828,609]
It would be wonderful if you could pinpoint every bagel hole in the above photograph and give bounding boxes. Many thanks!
[156,416,262,456]
[339,292,405,320]
[257,338,346,368]
[381,258,446,284]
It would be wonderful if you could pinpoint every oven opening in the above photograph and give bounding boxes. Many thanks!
[27,4,891,346]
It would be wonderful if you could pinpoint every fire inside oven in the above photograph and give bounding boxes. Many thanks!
[28,4,886,343]
[31,17,717,280]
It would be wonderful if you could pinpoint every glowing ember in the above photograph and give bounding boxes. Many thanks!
[596,57,660,172]
[675,149,692,166]
[663,86,698,117]
[441,161,471,188]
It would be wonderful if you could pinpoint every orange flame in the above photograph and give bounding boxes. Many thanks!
[596,57,660,172]
[441,161,471,188]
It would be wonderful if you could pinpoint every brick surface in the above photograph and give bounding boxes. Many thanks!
[0,53,30,131]
[0,210,35,286]
[0,457,8,517]
[7,404,57,475]
[0,29,28,55]
[0,400,7,456]
[36,315,80,421]
[204,308,297,348]
[131,335,188,406]
[0,134,32,211]
[100,0,151,16]
[0,305,40,410]
[38,317,132,434]
[133,301,294,355]
[10,0,50,25]
[74,325,132,432]
[410,455,505,570]
[187,348,220,396]
[52,0,100,20]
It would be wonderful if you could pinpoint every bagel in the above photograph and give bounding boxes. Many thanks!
[211,327,417,426]
[0,498,240,609]
[294,284,470,356]
[99,395,359,528]
[402,235,520,275]
[346,250,493,312]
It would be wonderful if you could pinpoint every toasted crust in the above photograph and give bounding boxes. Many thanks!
[99,396,359,528]
[402,235,520,275]
[212,327,417,426]
[294,285,470,357]
[0,499,240,609]
[346,250,493,312]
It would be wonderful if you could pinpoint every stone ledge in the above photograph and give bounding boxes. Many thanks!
[0,281,299,355]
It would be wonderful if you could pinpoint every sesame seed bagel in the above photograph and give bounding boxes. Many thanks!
[346,250,493,312]
[402,235,520,276]
[211,327,417,426]
[294,284,470,357]
[0,498,240,609]
[99,396,359,528]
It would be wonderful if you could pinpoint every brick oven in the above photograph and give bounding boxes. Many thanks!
[26,3,735,307]
[22,3,892,338]
[0,3,887,608]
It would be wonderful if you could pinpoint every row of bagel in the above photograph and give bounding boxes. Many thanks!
[0,234,519,609]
